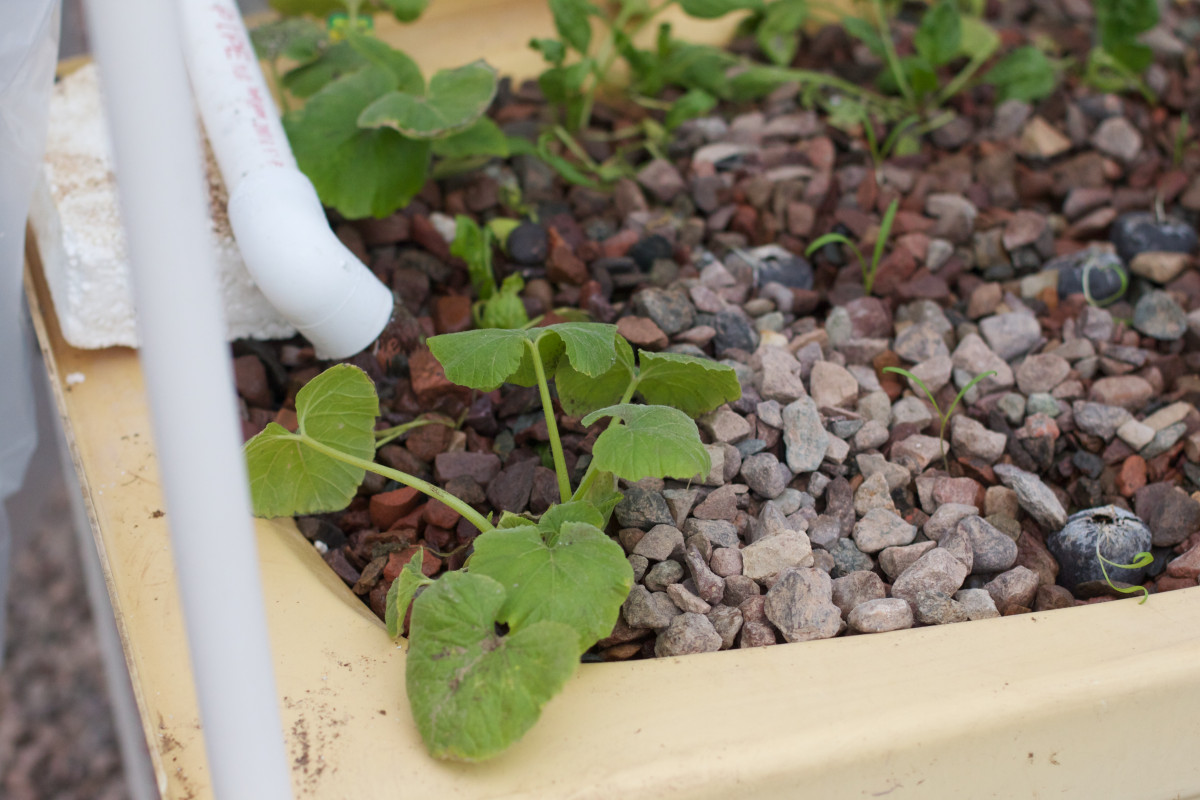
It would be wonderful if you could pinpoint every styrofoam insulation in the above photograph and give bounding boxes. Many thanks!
[28,63,296,349]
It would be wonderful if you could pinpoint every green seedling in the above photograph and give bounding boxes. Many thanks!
[449,215,530,329]
[244,322,740,761]
[528,0,894,186]
[805,197,899,296]
[1083,0,1158,101]
[1081,256,1129,309]
[842,0,1056,117]
[1096,540,1154,604]
[881,366,997,472]
[252,0,504,218]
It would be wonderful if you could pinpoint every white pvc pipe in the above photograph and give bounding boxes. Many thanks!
[180,0,394,359]
[83,1,293,798]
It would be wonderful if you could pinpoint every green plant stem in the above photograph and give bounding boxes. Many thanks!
[527,339,572,503]
[578,0,675,128]
[935,52,991,107]
[290,434,496,533]
[870,0,915,108]
[374,417,453,449]
[1096,539,1153,604]
[553,125,602,170]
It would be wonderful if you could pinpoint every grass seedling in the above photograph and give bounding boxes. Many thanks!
[244,322,740,761]
[1097,540,1154,604]
[882,366,997,472]
[806,198,899,296]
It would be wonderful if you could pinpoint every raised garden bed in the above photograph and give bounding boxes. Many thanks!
[26,0,1200,795]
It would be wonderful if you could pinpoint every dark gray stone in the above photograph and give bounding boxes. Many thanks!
[628,234,674,270]
[1046,505,1153,590]
[1110,211,1198,263]
[615,486,675,529]
[507,222,548,265]
[1046,247,1128,303]
[712,309,760,355]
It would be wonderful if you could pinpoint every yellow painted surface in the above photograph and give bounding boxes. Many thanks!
[28,4,1200,798]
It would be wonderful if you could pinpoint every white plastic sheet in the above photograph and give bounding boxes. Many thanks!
[0,0,59,661]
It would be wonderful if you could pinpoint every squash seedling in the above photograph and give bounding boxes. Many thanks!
[252,0,505,218]
[881,366,997,472]
[805,197,899,296]
[244,322,740,761]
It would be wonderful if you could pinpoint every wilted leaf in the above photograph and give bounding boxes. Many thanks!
[406,572,579,761]
[469,520,632,653]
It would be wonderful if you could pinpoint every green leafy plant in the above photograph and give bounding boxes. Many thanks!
[1083,0,1158,100]
[244,322,740,760]
[449,215,530,329]
[1096,540,1154,604]
[881,366,997,472]
[805,197,899,296]
[251,0,504,218]
[842,0,1057,116]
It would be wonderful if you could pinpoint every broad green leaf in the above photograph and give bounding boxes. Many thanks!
[542,323,619,378]
[664,88,717,129]
[984,46,1057,102]
[957,16,999,60]
[755,0,809,65]
[913,1,960,67]
[344,31,424,94]
[1101,37,1153,73]
[636,351,742,416]
[385,549,432,637]
[284,66,431,218]
[479,274,530,329]
[659,42,736,97]
[359,60,498,139]
[549,0,595,53]
[1096,0,1158,34]
[536,500,605,534]
[427,328,531,390]
[555,335,635,417]
[583,404,710,482]
[431,117,510,159]
[679,0,763,19]
[244,364,378,517]
[406,572,579,762]
[469,521,633,652]
[250,18,326,63]
[282,41,368,98]
[378,0,430,22]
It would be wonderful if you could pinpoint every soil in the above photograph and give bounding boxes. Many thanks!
[234,0,1200,659]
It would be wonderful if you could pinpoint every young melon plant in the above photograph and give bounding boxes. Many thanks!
[243,322,741,761]
[251,0,506,218]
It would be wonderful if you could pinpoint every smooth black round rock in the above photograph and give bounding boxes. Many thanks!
[1046,505,1153,591]
[1111,211,1198,263]
[1046,247,1127,302]
[712,309,759,355]
[628,234,674,271]
[507,222,548,265]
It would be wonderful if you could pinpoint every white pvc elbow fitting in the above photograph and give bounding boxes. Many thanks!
[180,0,394,359]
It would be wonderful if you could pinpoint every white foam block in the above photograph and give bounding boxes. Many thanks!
[28,63,296,349]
